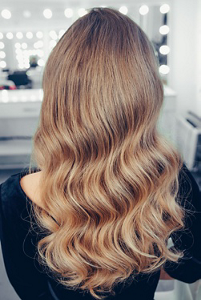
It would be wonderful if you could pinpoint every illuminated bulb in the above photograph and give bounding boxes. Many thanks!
[38,59,45,66]
[0,61,6,68]
[139,5,149,15]
[26,32,33,39]
[159,25,170,35]
[159,45,170,55]
[78,8,88,17]
[0,33,3,39]
[49,30,57,40]
[1,9,11,19]
[0,42,5,49]
[159,65,170,74]
[21,43,27,49]
[36,31,43,39]
[34,42,38,49]
[34,41,43,49]
[119,6,128,15]
[43,9,52,19]
[16,32,23,39]
[6,32,13,39]
[15,43,21,49]
[59,29,65,38]
[64,8,73,18]
[0,51,6,58]
[160,4,170,14]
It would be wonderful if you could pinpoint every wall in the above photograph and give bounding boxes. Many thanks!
[168,0,199,116]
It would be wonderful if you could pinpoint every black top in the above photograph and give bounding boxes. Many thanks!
[0,165,201,300]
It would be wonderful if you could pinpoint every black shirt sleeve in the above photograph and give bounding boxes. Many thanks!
[164,165,201,283]
[0,183,52,300]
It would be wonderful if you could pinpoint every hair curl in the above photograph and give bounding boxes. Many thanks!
[29,7,185,299]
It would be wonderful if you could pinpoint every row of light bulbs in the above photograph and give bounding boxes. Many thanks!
[0,30,65,41]
[0,90,43,103]
[0,42,170,57]
[0,30,61,69]
[0,24,170,43]
[0,4,170,20]
[0,29,66,69]
[0,4,170,75]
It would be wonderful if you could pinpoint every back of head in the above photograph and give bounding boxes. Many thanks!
[31,7,184,299]
[40,7,163,161]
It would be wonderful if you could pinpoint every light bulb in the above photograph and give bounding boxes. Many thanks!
[21,43,27,49]
[159,65,170,74]
[159,25,170,35]
[0,42,5,49]
[43,9,52,19]
[49,30,57,40]
[6,32,13,39]
[26,32,33,39]
[49,40,57,49]
[0,51,6,59]
[38,59,45,66]
[119,6,128,15]
[1,9,11,19]
[36,31,43,39]
[139,5,149,15]
[159,45,170,55]
[160,4,170,14]
[64,8,73,18]
[0,61,6,68]
[16,32,23,39]
[15,43,21,49]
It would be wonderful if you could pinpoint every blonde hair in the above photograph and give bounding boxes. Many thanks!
[29,7,185,299]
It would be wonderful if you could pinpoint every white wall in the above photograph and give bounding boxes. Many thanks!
[168,0,200,116]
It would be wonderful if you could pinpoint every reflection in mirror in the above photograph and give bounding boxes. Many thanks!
[0,3,170,90]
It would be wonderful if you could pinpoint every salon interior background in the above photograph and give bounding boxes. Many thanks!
[0,0,200,113]
[0,0,201,173]
[0,1,201,299]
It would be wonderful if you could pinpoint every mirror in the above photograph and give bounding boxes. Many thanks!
[0,3,170,89]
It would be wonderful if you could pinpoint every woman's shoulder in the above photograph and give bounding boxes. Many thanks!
[0,168,42,218]
[20,170,42,206]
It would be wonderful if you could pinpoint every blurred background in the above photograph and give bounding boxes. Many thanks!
[0,0,201,299]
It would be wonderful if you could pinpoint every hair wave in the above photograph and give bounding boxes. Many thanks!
[29,8,185,299]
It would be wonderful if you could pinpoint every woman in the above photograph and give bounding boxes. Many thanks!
[0,7,201,300]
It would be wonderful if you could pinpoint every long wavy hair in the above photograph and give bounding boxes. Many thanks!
[29,7,185,299]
